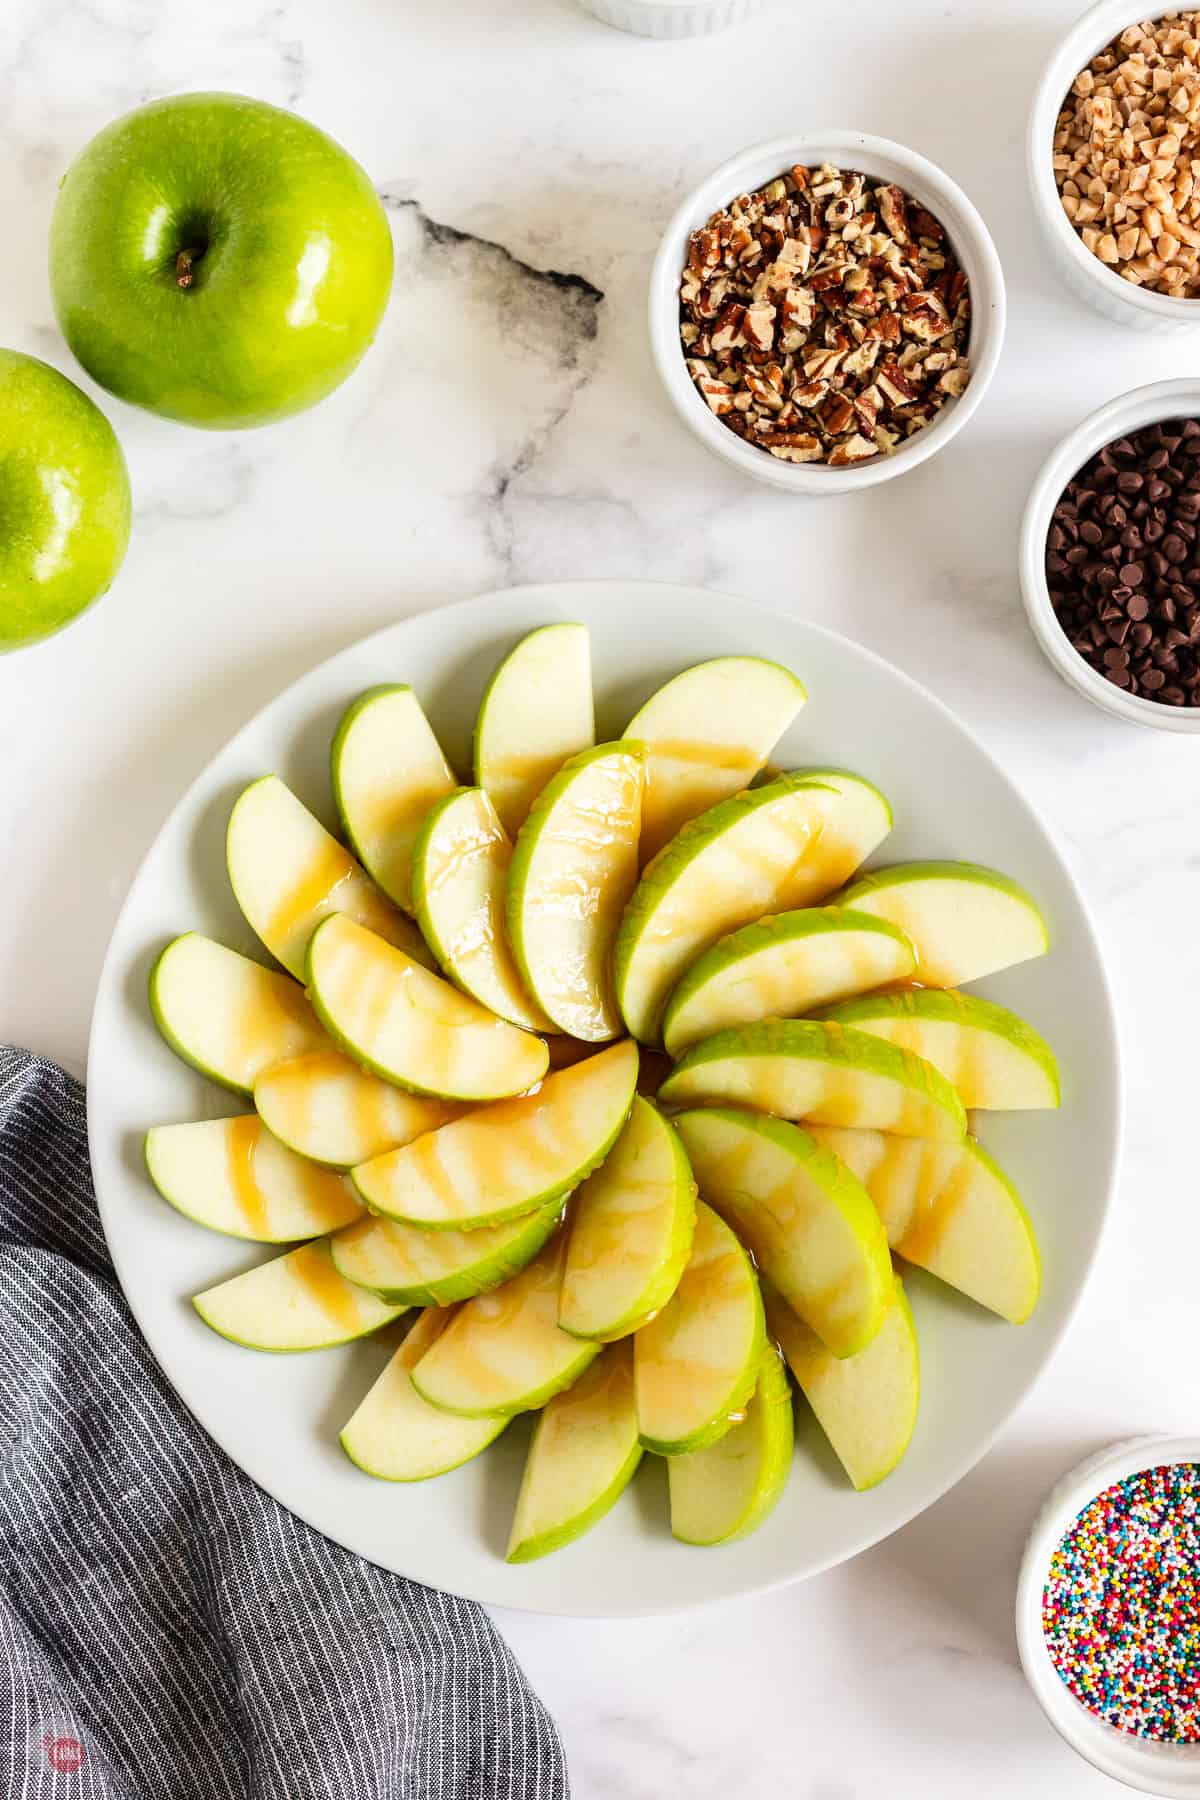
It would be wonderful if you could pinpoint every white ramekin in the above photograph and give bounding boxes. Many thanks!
[1019,378,1200,732]
[1016,1435,1200,1796]
[574,0,764,34]
[1029,0,1200,332]
[648,132,1006,495]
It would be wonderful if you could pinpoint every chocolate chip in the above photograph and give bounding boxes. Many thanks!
[1128,594,1150,620]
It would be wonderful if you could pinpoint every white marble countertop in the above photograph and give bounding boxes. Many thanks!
[2,0,1198,1792]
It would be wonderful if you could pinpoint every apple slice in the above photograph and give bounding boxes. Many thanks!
[559,1097,697,1341]
[226,775,429,979]
[193,1239,404,1351]
[766,1275,919,1490]
[306,914,547,1102]
[475,622,595,837]
[411,1232,599,1417]
[330,1198,563,1306]
[341,1308,508,1482]
[352,1040,639,1230]
[778,769,893,901]
[253,1050,461,1169]
[507,742,644,1041]
[835,861,1049,987]
[674,1107,892,1359]
[411,786,552,1032]
[507,1340,642,1562]
[633,1199,765,1454]
[667,1342,794,1545]
[149,933,328,1095]
[804,1126,1042,1324]
[659,1020,967,1142]
[622,656,807,862]
[145,1116,362,1242]
[331,685,458,913]
[812,990,1060,1110]
[661,907,917,1056]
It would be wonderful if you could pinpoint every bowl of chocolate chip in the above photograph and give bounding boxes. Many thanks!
[1020,379,1200,729]
[648,132,1006,493]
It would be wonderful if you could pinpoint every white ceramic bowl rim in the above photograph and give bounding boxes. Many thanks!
[1019,378,1200,731]
[1017,1434,1200,1796]
[1028,0,1200,323]
[648,130,1006,494]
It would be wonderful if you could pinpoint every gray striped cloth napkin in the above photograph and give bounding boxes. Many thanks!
[0,1047,569,1799]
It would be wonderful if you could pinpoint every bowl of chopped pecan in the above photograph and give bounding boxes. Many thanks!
[649,132,1005,492]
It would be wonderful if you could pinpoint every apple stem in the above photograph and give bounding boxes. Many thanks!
[175,248,202,289]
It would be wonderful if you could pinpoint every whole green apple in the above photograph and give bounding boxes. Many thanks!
[0,350,131,652]
[49,93,394,430]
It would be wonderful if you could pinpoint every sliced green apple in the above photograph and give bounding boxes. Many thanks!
[633,1199,765,1455]
[675,1107,892,1359]
[411,786,552,1032]
[507,1339,642,1562]
[306,914,547,1102]
[623,656,807,863]
[253,1050,462,1169]
[145,1116,362,1243]
[766,1275,919,1490]
[812,990,1060,1111]
[330,685,458,913]
[507,742,644,1041]
[835,861,1049,987]
[559,1096,697,1341]
[149,933,328,1096]
[667,1342,794,1545]
[804,1126,1042,1324]
[340,1307,508,1481]
[661,907,917,1056]
[474,622,595,837]
[225,774,429,979]
[352,1040,639,1230]
[330,1198,563,1306]
[659,1019,967,1141]
[781,769,894,900]
[193,1239,405,1351]
[411,1232,599,1417]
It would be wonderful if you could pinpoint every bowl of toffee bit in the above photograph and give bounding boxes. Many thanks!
[649,132,1005,493]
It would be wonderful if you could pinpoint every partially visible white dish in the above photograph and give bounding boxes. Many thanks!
[574,0,764,36]
[87,582,1121,1617]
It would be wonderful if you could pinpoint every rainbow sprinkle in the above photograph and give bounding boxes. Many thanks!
[1042,1463,1200,1743]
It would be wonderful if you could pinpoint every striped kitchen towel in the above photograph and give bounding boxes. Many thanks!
[0,1048,569,1800]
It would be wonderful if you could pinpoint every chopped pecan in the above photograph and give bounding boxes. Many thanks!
[877,359,921,405]
[877,185,911,242]
[828,432,879,466]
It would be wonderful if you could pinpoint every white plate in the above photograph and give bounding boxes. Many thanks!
[86,582,1122,1617]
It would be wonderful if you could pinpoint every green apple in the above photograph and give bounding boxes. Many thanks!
[804,1126,1042,1324]
[0,349,130,652]
[622,656,807,862]
[766,1274,919,1491]
[812,990,1060,1111]
[226,775,430,981]
[50,93,393,429]
[193,1238,405,1351]
[331,686,457,914]
[661,907,917,1056]
[306,914,548,1102]
[411,1232,600,1417]
[341,1308,508,1482]
[149,933,328,1095]
[145,1115,361,1242]
[351,1039,639,1230]
[558,1097,697,1341]
[330,1197,563,1307]
[633,1199,765,1455]
[474,623,595,837]
[659,1019,967,1141]
[253,1050,461,1170]
[675,1107,892,1359]
[834,861,1049,987]
[411,786,553,1032]
[507,742,644,1041]
[507,1340,642,1562]
[667,1342,794,1545]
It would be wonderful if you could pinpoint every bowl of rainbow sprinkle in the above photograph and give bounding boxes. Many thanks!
[1017,1436,1200,1795]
